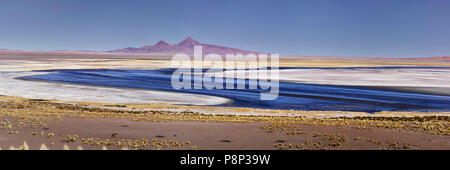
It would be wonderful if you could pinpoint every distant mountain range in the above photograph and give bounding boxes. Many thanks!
[109,37,261,55]
[1,38,449,62]
[0,48,21,52]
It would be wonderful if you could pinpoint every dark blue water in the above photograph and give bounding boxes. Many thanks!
[20,68,450,113]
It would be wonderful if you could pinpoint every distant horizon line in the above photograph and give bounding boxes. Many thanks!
[0,36,448,59]
[1,48,448,60]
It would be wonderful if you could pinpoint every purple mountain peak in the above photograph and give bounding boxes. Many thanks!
[109,37,260,55]
[154,40,169,47]
[178,37,200,46]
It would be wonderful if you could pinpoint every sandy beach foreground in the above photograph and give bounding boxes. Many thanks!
[0,52,449,150]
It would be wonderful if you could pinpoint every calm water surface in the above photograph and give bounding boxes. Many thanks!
[21,67,450,113]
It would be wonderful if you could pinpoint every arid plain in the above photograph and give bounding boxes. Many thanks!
[0,51,449,150]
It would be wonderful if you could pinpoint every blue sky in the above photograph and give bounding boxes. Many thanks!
[0,0,449,57]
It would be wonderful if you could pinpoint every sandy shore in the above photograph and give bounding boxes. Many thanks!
[0,96,448,150]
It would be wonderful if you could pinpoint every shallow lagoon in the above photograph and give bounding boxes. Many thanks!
[21,67,450,113]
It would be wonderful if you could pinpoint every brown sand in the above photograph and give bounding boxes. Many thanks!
[0,97,448,150]
[1,116,448,150]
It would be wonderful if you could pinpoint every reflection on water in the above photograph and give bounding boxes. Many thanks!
[21,68,450,113]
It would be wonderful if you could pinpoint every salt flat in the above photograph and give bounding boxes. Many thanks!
[221,67,450,96]
[277,68,450,96]
[1,52,450,110]
[0,71,231,105]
